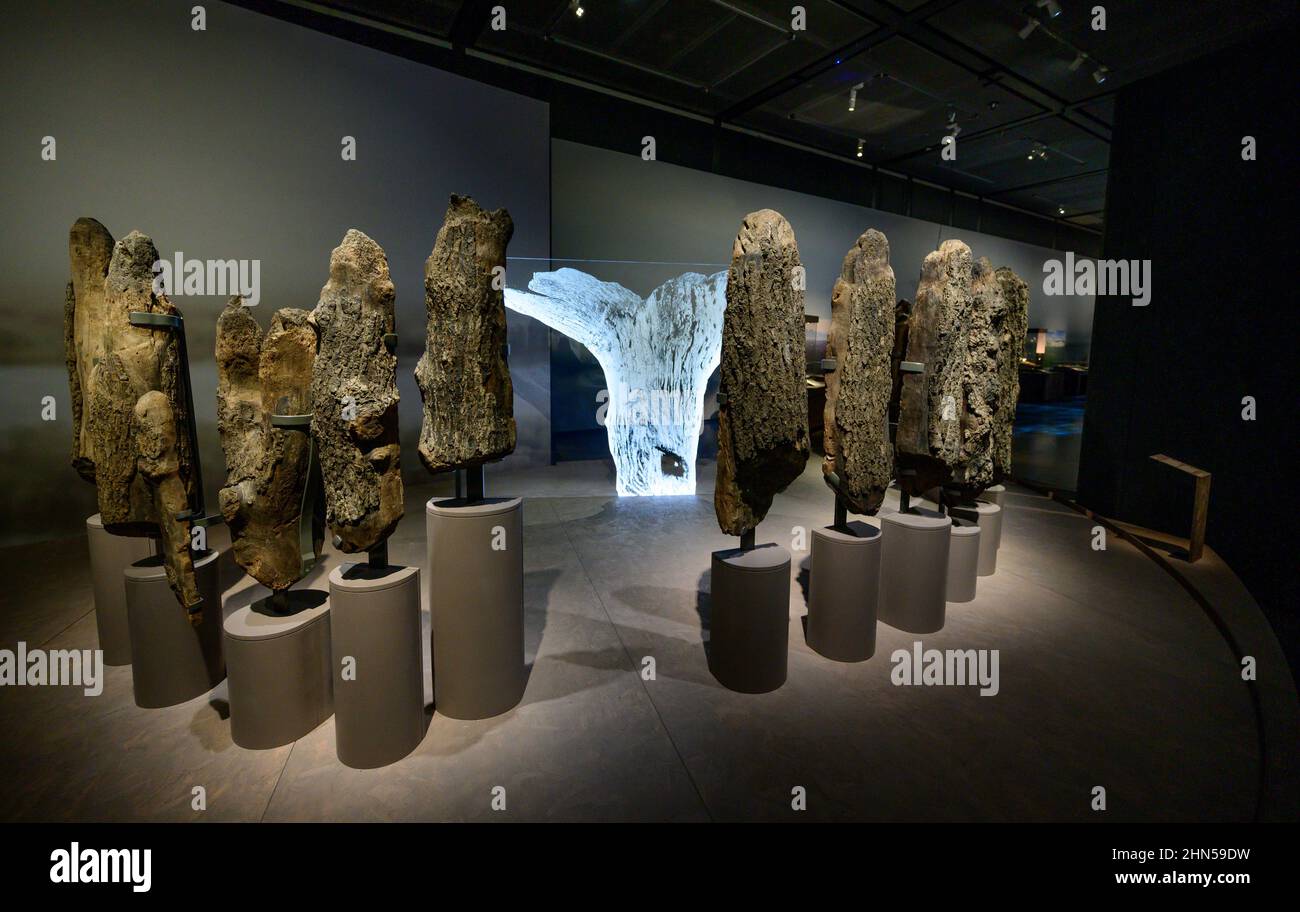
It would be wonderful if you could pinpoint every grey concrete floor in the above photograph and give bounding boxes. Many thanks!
[0,460,1295,822]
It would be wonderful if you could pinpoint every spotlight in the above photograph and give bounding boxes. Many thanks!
[1057,206,1066,215]
[1069,53,1085,72]
[1018,18,1040,39]
[1036,0,1062,18]
[856,139,864,158]
[570,0,584,16]
[848,82,863,112]
[1093,65,1109,84]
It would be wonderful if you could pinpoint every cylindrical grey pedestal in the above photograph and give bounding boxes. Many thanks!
[978,484,1006,508]
[973,502,1002,576]
[87,514,153,666]
[807,521,881,662]
[878,510,951,633]
[426,497,525,720]
[224,592,333,750]
[329,564,424,769]
[946,522,981,603]
[709,543,791,693]
[125,550,225,708]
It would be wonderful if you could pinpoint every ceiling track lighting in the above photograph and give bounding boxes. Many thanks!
[1016,6,1111,82]
[848,82,863,112]
[946,111,961,140]
[570,0,584,17]
[855,138,864,159]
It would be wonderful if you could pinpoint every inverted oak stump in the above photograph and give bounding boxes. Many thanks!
[895,239,974,497]
[951,257,1001,493]
[822,228,896,515]
[991,267,1029,484]
[310,229,403,554]
[65,218,202,620]
[216,299,321,592]
[714,209,809,537]
[416,194,516,474]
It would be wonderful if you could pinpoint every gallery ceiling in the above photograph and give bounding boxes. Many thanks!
[253,0,1293,231]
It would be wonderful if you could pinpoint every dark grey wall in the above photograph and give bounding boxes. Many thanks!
[0,0,549,546]
[1078,26,1297,665]
[551,139,1093,331]
[549,83,1104,260]
[538,139,1095,461]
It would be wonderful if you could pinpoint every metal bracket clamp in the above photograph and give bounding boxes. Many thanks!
[898,360,927,456]
[271,411,322,572]
[270,413,312,429]
[186,513,225,528]
[128,312,183,330]
[898,468,918,514]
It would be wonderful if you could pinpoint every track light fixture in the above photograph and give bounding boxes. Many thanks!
[1057,206,1066,215]
[848,82,863,112]
[1017,7,1112,87]
[570,0,584,17]
[856,138,864,159]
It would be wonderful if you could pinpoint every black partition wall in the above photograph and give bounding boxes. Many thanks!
[1078,25,1298,671]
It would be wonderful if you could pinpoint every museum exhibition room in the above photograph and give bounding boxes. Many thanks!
[0,0,1296,869]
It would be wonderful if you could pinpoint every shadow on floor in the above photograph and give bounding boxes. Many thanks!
[695,569,711,662]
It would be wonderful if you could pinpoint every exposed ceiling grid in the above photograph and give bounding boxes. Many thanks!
[286,0,1295,231]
